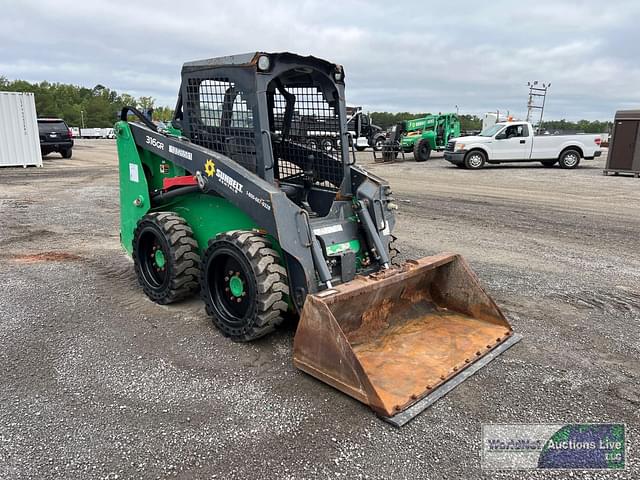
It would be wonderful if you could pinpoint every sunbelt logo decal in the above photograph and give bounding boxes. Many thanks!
[215,168,243,194]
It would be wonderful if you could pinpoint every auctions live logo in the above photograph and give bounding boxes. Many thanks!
[482,423,625,470]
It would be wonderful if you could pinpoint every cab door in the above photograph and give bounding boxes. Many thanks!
[491,124,530,160]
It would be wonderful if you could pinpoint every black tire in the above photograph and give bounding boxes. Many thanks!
[464,150,486,170]
[373,136,385,151]
[355,146,366,152]
[201,230,289,342]
[541,160,557,167]
[61,148,72,159]
[558,149,581,169]
[133,212,201,304]
[413,139,431,162]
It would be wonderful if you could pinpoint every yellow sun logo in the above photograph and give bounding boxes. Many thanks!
[204,159,216,177]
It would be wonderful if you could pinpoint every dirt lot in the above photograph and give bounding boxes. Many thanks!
[1,140,638,479]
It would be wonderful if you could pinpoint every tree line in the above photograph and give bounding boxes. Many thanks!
[0,77,613,133]
[0,77,173,128]
[368,111,611,133]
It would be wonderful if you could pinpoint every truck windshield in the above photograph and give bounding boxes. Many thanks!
[479,124,504,137]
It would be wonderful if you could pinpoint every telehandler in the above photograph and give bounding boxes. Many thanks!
[116,52,520,426]
[380,113,460,163]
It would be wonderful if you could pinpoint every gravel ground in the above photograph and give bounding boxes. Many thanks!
[0,140,638,479]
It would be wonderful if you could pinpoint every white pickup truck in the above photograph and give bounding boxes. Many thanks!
[444,121,602,170]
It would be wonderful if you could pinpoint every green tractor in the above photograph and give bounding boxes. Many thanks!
[115,52,519,425]
[381,113,461,162]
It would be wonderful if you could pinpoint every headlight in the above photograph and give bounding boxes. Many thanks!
[257,55,271,71]
[455,143,465,151]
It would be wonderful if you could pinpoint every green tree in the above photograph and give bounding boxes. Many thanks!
[0,78,173,128]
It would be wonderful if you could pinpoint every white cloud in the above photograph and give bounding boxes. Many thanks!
[1,0,638,119]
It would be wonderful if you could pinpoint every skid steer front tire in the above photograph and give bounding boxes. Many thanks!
[132,212,201,304]
[201,231,289,342]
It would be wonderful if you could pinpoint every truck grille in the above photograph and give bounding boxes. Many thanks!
[445,141,455,152]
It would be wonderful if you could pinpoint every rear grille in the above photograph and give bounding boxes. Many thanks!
[445,141,455,152]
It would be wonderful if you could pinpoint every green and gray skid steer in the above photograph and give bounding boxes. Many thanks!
[116,52,521,426]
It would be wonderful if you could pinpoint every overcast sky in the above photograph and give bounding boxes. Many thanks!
[1,0,639,120]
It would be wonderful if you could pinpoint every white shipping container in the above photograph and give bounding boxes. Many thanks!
[0,91,42,167]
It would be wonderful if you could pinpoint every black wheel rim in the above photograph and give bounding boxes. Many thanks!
[206,248,254,325]
[137,228,169,289]
[420,144,429,157]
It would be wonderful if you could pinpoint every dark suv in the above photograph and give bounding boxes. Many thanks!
[38,118,74,158]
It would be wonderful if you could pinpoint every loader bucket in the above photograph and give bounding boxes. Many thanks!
[293,253,521,426]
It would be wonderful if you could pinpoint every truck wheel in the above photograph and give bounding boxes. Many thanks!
[464,150,486,170]
[355,146,366,152]
[201,230,289,342]
[373,136,385,151]
[558,149,581,169]
[133,212,201,304]
[413,139,431,162]
[62,148,72,159]
[541,160,557,167]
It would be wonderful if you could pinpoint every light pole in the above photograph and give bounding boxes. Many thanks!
[80,110,85,129]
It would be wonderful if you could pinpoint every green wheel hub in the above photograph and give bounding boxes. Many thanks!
[229,275,244,298]
[154,249,166,268]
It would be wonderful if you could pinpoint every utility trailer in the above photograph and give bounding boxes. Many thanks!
[115,52,520,425]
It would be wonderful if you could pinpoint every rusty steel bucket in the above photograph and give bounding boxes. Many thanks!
[293,253,521,426]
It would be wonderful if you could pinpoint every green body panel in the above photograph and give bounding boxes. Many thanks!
[116,121,152,255]
[326,239,360,256]
[405,116,437,132]
[165,123,183,137]
[401,130,436,150]
[399,113,461,151]
[154,192,259,254]
[116,120,260,257]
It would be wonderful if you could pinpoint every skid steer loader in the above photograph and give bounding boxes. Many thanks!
[116,52,520,426]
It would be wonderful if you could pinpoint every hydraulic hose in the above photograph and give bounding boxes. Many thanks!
[151,185,200,205]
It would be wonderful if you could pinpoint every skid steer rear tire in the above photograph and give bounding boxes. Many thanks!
[133,212,201,304]
[201,230,289,342]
